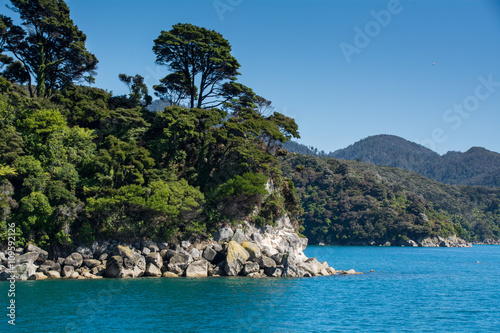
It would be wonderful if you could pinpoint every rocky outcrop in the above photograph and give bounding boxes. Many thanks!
[418,236,471,248]
[0,214,362,280]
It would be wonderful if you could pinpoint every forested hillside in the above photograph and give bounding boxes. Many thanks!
[330,135,500,187]
[282,154,500,245]
[285,135,500,188]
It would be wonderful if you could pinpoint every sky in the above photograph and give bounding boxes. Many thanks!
[1,0,500,155]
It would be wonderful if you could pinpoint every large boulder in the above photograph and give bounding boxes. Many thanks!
[243,261,260,276]
[105,256,124,278]
[242,242,261,260]
[46,270,61,279]
[167,253,192,275]
[214,227,234,242]
[64,253,83,268]
[26,244,48,263]
[11,262,37,280]
[224,241,250,276]
[185,260,208,277]
[144,263,162,277]
[145,252,163,269]
[83,259,101,269]
[39,261,61,275]
[298,257,322,276]
[16,252,40,265]
[259,256,276,269]
[230,228,246,244]
[202,246,217,263]
[28,272,48,280]
[189,248,200,259]
[76,246,93,259]
[61,265,75,278]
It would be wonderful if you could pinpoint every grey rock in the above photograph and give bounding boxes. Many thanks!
[271,253,283,265]
[167,253,192,274]
[212,243,223,252]
[99,253,108,261]
[142,247,151,255]
[91,265,106,276]
[46,270,61,279]
[16,252,40,265]
[230,228,246,244]
[165,249,178,261]
[185,260,208,277]
[93,241,109,258]
[113,245,146,276]
[76,246,93,259]
[259,256,276,269]
[242,242,261,260]
[28,272,48,280]
[142,240,159,252]
[158,242,169,250]
[145,252,163,269]
[26,244,48,263]
[243,261,260,275]
[83,259,101,269]
[39,261,61,275]
[189,248,200,259]
[105,256,124,278]
[144,263,162,277]
[11,262,37,280]
[224,241,250,276]
[202,246,217,263]
[64,253,83,268]
[181,240,191,249]
[214,227,234,242]
[61,265,75,278]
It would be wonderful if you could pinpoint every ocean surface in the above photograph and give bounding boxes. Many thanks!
[2,245,499,332]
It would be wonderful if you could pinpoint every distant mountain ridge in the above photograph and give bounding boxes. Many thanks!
[283,134,500,188]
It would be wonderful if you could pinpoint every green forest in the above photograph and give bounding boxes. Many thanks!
[0,0,302,256]
[282,154,500,245]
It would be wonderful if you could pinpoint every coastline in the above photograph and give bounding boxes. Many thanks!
[0,216,362,281]
[315,235,473,247]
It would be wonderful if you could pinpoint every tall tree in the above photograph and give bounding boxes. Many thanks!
[153,23,240,109]
[118,73,152,107]
[0,0,98,97]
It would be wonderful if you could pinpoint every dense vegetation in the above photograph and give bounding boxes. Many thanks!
[0,1,301,256]
[285,135,500,188]
[282,154,500,245]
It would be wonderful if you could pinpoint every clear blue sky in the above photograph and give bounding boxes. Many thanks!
[2,0,499,155]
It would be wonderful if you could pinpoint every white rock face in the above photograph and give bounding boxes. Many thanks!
[243,215,308,263]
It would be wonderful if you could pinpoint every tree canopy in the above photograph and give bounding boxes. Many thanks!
[153,23,240,109]
[0,0,98,97]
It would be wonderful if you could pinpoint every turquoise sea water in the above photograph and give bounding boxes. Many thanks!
[2,245,499,332]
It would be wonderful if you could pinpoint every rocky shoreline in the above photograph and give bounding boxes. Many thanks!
[318,235,473,247]
[0,216,362,281]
